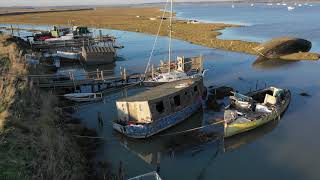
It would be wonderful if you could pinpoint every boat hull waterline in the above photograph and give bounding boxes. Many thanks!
[113,99,202,138]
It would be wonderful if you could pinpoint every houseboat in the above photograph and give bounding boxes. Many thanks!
[113,77,205,138]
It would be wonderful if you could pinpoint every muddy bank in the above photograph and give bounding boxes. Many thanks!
[0,35,107,179]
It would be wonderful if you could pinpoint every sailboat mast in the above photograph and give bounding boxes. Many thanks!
[168,0,173,72]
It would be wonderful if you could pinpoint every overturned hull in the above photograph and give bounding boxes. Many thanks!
[254,37,312,58]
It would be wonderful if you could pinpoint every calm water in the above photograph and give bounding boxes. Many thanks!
[176,3,320,51]
[3,3,320,179]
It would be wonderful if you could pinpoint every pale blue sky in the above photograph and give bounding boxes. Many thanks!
[0,0,226,7]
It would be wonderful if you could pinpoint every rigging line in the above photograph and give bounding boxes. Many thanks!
[168,0,173,73]
[144,0,170,75]
[158,120,225,137]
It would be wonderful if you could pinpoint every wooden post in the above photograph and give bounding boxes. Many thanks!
[101,71,104,81]
[98,112,104,127]
[156,152,161,173]
[152,64,154,79]
[96,69,99,79]
[123,68,127,82]
[91,85,94,93]
[18,25,21,37]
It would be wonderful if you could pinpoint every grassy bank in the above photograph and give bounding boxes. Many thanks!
[0,7,259,55]
[0,6,318,60]
[0,35,96,179]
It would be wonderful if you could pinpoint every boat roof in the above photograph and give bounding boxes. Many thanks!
[118,78,201,102]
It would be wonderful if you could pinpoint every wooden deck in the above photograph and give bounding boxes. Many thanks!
[28,69,149,90]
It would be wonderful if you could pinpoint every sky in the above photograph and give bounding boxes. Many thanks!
[0,0,229,7]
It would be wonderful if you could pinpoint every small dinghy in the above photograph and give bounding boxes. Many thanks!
[63,93,103,102]
[287,6,295,11]
[56,51,81,60]
[224,87,291,138]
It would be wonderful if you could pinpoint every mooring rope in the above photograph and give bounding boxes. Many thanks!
[158,120,225,137]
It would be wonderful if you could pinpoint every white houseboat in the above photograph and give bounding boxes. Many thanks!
[113,77,205,138]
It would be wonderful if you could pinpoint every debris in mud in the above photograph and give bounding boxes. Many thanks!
[238,77,244,81]
[300,92,311,97]
[208,86,234,100]
[206,98,224,111]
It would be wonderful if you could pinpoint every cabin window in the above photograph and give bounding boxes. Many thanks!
[156,101,165,113]
[194,85,198,92]
[139,104,143,112]
[174,95,181,106]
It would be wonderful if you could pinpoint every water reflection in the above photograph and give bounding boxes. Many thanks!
[223,119,279,152]
[252,57,299,70]
[115,111,206,164]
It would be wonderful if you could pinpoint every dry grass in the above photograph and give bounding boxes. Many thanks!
[0,6,317,60]
[280,52,320,60]
[0,35,88,179]
[0,6,318,61]
[0,7,260,54]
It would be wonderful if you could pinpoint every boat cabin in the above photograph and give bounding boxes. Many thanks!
[229,87,285,112]
[116,78,204,124]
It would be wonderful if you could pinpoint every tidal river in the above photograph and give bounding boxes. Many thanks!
[3,3,320,179]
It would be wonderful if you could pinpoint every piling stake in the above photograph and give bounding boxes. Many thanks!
[101,71,104,81]
[98,112,104,127]
[96,69,99,79]
[156,152,161,173]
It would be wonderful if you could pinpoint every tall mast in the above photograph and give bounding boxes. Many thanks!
[168,0,173,72]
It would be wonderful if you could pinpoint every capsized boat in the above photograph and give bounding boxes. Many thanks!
[224,87,291,138]
[113,77,205,138]
[63,93,103,102]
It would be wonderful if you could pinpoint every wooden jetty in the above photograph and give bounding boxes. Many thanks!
[28,69,147,91]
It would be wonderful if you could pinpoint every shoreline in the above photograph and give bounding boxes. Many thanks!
[0,6,318,60]
[0,7,260,55]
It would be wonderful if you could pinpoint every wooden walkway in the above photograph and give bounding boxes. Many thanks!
[28,69,149,90]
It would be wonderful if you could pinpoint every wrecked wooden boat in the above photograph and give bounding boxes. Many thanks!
[224,87,291,138]
[63,93,103,102]
[253,37,312,59]
[113,77,205,138]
